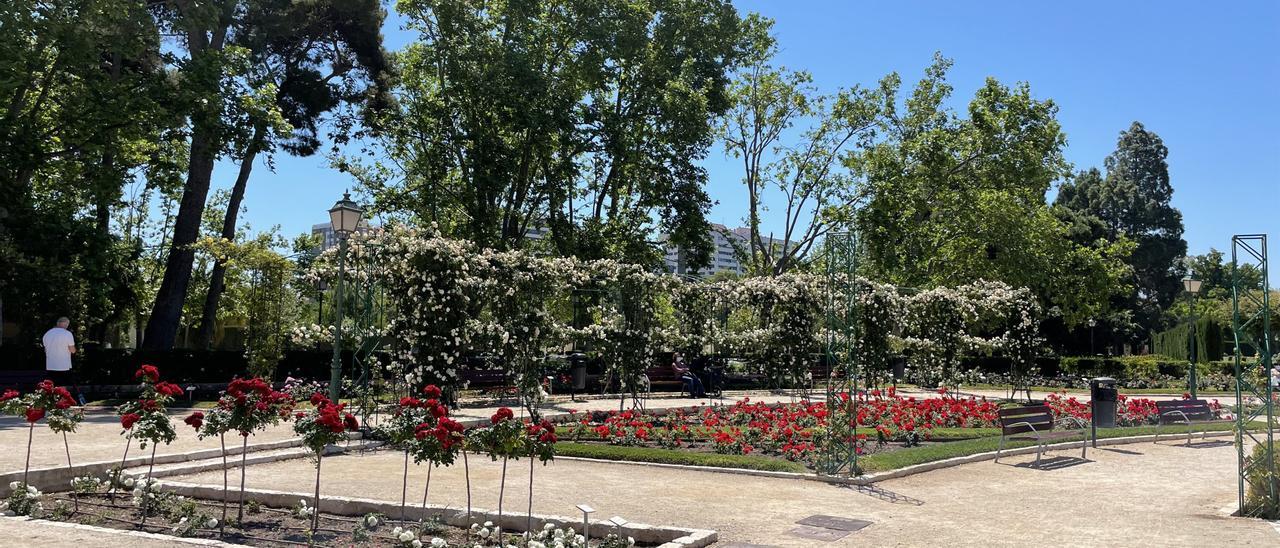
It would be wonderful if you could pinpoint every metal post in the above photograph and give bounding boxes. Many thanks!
[329,236,347,403]
[1230,234,1275,518]
[1188,289,1198,399]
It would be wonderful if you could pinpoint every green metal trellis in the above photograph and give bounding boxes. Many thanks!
[1230,234,1276,517]
[819,230,860,476]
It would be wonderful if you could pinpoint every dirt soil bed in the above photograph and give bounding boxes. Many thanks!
[31,493,640,547]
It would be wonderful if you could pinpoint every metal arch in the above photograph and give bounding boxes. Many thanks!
[1230,234,1276,517]
[820,230,860,476]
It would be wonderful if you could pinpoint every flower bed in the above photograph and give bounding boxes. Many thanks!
[556,392,1224,472]
[16,488,645,547]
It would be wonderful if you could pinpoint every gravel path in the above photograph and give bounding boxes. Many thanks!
[165,438,1276,546]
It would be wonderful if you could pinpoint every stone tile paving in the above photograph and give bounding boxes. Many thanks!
[165,437,1276,546]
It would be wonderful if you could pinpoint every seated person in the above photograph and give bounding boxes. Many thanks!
[672,353,704,397]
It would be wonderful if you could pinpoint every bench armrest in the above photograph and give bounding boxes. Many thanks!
[1003,421,1039,438]
[1160,410,1191,424]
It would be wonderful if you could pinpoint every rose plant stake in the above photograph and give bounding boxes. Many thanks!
[292,393,358,538]
[217,377,293,524]
[475,407,524,522]
[524,417,557,534]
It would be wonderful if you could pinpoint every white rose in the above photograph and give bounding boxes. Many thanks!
[412,541,422,548]
[431,538,447,548]
[399,531,415,542]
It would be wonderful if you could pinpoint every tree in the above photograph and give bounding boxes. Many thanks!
[1055,122,1188,337]
[355,0,756,269]
[720,20,886,275]
[853,55,1130,326]
[192,0,393,348]
[0,0,174,342]
[142,0,391,350]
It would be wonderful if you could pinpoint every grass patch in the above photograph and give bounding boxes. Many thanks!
[958,384,1234,397]
[554,442,808,473]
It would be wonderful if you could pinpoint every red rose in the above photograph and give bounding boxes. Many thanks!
[491,407,514,424]
[37,380,54,394]
[121,413,141,429]
[157,382,184,397]
[140,399,158,412]
[310,393,328,407]
[185,411,205,429]
[343,413,359,432]
[55,396,74,410]
[25,407,45,423]
[422,384,443,398]
[432,405,448,419]
[1,389,20,402]
[135,365,160,383]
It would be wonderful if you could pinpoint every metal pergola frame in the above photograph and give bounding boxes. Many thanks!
[819,230,860,476]
[1230,234,1276,517]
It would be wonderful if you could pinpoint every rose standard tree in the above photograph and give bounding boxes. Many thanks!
[114,365,180,526]
[186,377,293,529]
[407,385,465,519]
[0,381,82,515]
[293,393,359,537]
[381,384,452,523]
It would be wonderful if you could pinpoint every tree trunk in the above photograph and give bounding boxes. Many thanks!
[143,124,219,350]
[195,125,263,349]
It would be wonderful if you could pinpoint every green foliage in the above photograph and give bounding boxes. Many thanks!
[357,0,757,268]
[1246,441,1280,519]
[1055,122,1188,341]
[853,54,1131,327]
[1151,317,1225,362]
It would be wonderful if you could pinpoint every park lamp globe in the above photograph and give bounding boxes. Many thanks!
[1182,275,1202,294]
[328,191,363,237]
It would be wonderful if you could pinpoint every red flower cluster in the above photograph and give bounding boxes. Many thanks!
[415,417,465,449]
[422,384,443,399]
[1,389,18,402]
[121,412,141,429]
[25,407,45,423]
[135,365,160,383]
[526,419,557,444]
[156,382,184,398]
[491,407,514,424]
[309,394,357,434]
[184,411,205,430]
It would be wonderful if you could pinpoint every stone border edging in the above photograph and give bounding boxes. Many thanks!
[0,515,248,547]
[153,479,716,548]
[557,430,1237,486]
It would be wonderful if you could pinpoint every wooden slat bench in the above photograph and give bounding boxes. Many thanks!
[996,404,1089,467]
[1155,399,1235,445]
[460,368,515,399]
[642,366,687,394]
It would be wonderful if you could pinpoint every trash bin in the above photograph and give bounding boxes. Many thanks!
[1090,377,1118,428]
[569,353,588,391]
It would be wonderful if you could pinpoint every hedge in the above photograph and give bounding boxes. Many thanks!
[1151,317,1225,362]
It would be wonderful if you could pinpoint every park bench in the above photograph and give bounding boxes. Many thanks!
[641,365,687,394]
[459,367,516,400]
[1154,398,1235,445]
[996,404,1089,467]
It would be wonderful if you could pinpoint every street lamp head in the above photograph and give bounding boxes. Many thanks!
[328,191,364,237]
[1182,275,1202,295]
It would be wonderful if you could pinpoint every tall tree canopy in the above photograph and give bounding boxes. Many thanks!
[1055,121,1187,339]
[853,55,1132,326]
[142,0,391,350]
[355,0,757,268]
[0,0,175,341]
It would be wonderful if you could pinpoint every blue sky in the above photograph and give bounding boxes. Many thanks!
[230,0,1279,276]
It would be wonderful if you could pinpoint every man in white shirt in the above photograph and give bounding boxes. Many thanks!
[42,317,82,403]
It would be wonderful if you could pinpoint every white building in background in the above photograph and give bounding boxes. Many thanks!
[311,220,379,250]
[661,223,794,277]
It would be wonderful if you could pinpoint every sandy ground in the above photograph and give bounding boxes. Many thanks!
[0,412,299,474]
[161,438,1276,547]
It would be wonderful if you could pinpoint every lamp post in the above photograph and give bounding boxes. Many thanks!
[1182,275,1203,399]
[1087,318,1096,356]
[328,192,363,403]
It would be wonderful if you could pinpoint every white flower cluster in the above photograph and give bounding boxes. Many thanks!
[527,522,588,548]
[292,498,316,519]
[70,475,105,494]
[1,482,43,516]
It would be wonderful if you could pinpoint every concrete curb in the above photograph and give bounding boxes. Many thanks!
[0,515,248,546]
[153,479,716,547]
[0,433,362,497]
[129,440,384,481]
[558,430,1238,486]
